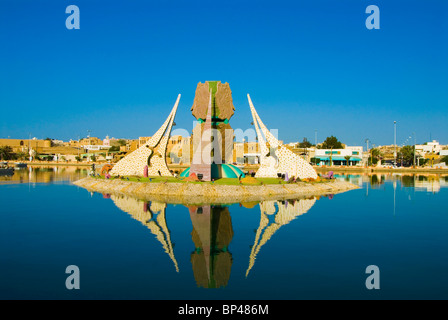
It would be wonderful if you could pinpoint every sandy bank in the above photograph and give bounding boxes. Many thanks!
[73,177,359,205]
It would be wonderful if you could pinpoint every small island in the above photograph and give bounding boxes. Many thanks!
[73,176,359,205]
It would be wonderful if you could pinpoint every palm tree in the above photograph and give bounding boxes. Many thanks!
[344,155,351,166]
[0,146,14,160]
[369,148,382,165]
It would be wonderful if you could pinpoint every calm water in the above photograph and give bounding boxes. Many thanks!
[1,168,447,299]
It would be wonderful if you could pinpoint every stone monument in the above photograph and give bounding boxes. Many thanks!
[181,81,244,181]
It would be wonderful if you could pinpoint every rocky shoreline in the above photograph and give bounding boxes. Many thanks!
[73,177,359,205]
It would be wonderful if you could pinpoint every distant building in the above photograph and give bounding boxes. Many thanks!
[243,141,260,164]
[68,137,102,148]
[233,142,245,164]
[83,145,111,151]
[138,136,151,148]
[314,146,363,166]
[51,139,64,146]
[66,136,112,151]
[120,140,138,153]
[0,138,51,153]
[103,135,110,146]
[80,137,103,146]
[415,140,443,156]
[167,135,191,164]
[376,145,396,162]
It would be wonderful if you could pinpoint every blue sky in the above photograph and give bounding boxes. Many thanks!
[1,0,447,147]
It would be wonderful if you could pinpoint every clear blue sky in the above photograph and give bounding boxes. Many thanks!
[1,0,447,148]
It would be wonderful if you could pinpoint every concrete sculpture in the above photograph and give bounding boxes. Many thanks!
[191,81,235,121]
[110,94,180,177]
[247,94,318,180]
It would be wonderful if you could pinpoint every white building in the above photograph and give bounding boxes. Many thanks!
[84,145,111,151]
[314,146,363,166]
[51,139,64,145]
[415,140,443,156]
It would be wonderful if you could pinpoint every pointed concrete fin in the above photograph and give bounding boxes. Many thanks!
[247,94,269,157]
[154,94,181,152]
[247,94,278,149]
[110,94,181,177]
[247,94,318,179]
[147,94,181,147]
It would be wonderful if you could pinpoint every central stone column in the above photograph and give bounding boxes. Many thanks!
[189,91,213,181]
[188,81,236,181]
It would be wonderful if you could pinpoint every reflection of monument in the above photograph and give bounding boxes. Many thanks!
[106,194,234,286]
[110,94,181,177]
[110,195,179,272]
[103,195,321,286]
[246,198,317,277]
[180,81,244,181]
[247,94,318,180]
[188,205,234,288]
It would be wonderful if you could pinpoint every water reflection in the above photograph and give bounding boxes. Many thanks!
[110,195,179,272]
[103,194,320,288]
[0,166,88,185]
[188,205,233,288]
[414,175,448,193]
[3,169,447,299]
[247,198,316,277]
[333,173,448,193]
